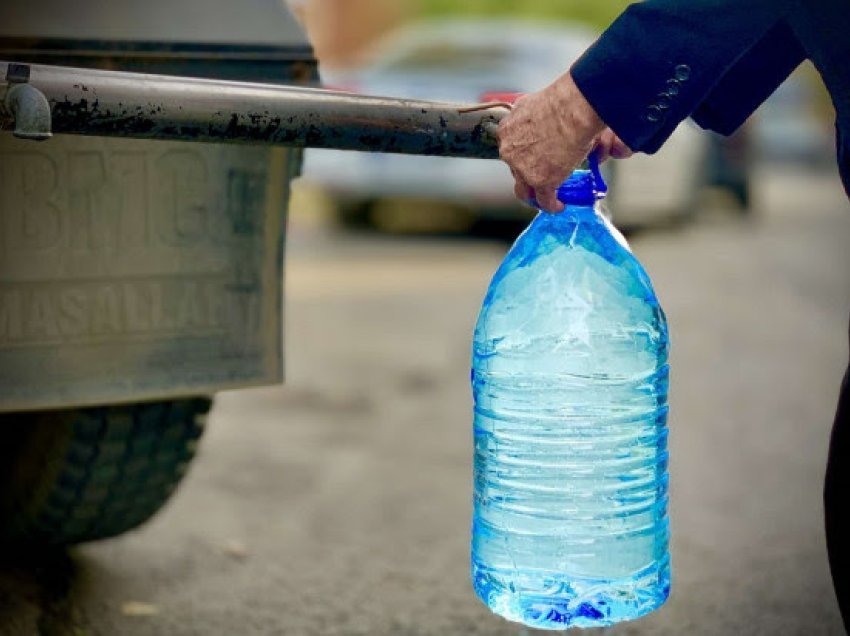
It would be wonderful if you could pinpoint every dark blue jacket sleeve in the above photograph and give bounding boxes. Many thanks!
[690,19,805,136]
[571,0,804,153]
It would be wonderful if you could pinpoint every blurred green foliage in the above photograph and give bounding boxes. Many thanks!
[418,0,632,29]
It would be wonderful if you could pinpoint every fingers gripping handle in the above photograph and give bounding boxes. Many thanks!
[551,153,607,208]
[530,154,607,210]
[464,94,607,209]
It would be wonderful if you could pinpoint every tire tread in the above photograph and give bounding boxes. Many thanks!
[1,398,210,545]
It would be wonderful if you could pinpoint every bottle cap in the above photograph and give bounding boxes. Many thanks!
[557,154,607,207]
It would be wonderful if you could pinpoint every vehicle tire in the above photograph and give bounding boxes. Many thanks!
[727,180,752,213]
[336,199,375,229]
[0,398,209,546]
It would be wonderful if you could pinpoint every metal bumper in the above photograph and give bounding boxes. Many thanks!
[0,60,507,157]
[0,61,508,412]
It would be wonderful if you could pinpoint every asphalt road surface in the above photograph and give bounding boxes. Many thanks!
[2,166,849,635]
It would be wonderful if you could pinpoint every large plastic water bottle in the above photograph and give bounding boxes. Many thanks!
[471,164,670,629]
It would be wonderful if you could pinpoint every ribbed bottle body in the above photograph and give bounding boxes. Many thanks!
[471,208,670,629]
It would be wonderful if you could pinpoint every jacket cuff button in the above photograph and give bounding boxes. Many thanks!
[675,64,691,81]
[645,105,663,123]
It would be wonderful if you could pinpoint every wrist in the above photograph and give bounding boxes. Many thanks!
[548,72,605,145]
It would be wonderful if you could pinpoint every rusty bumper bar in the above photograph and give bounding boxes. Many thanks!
[0,60,508,159]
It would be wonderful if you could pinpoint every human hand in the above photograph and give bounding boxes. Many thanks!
[594,128,634,163]
[498,73,613,212]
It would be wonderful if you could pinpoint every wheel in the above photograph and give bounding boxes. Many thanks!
[335,199,375,229]
[368,199,476,235]
[0,398,209,546]
[726,180,752,213]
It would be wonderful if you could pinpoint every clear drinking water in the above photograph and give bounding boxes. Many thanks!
[471,168,670,629]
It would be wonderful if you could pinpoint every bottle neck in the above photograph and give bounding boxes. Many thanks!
[534,204,601,237]
[551,203,601,223]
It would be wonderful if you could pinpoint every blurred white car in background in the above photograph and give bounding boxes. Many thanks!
[302,19,748,232]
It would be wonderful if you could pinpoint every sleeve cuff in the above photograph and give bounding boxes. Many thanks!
[570,0,788,153]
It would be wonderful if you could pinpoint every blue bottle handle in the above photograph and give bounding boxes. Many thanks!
[547,152,608,207]
[528,153,608,209]
[587,151,608,196]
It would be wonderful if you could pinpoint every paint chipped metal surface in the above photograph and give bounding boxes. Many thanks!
[1,60,506,158]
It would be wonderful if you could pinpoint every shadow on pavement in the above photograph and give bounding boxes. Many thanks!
[0,547,82,636]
